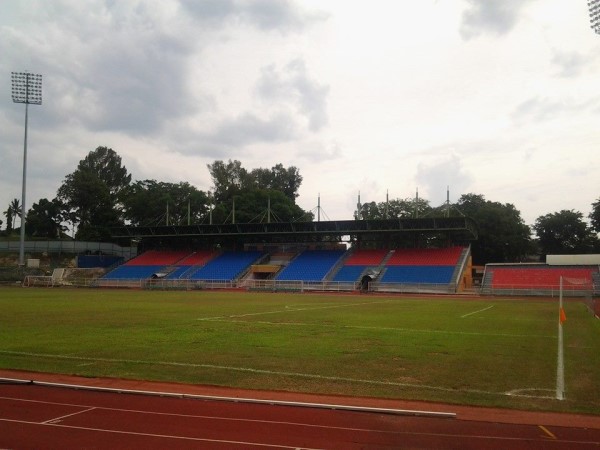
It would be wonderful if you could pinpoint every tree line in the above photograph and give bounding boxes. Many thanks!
[1,146,599,264]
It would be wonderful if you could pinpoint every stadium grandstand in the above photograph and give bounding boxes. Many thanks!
[87,217,478,293]
[23,215,597,300]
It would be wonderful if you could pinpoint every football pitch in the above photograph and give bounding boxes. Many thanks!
[1,287,598,414]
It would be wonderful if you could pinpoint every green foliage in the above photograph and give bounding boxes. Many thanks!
[57,146,131,239]
[3,198,21,233]
[207,159,304,204]
[206,159,250,203]
[456,193,532,264]
[231,189,311,223]
[356,197,432,220]
[534,210,597,256]
[25,198,65,238]
[590,198,600,234]
[250,163,303,201]
[207,159,309,222]
[122,180,210,226]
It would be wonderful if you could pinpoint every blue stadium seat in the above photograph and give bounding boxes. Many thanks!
[276,250,345,282]
[102,265,163,280]
[381,266,455,284]
[332,265,366,282]
[189,251,263,281]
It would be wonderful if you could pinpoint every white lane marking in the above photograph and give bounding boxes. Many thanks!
[461,305,495,318]
[0,396,430,435]
[1,417,598,447]
[0,417,324,449]
[42,406,96,424]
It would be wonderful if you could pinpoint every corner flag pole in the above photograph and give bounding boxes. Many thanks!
[556,276,565,400]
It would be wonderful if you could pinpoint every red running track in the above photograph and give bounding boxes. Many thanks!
[1,376,599,449]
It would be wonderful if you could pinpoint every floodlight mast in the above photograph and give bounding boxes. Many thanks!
[590,0,600,35]
[11,72,42,267]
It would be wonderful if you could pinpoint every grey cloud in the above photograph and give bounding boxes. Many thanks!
[181,0,328,32]
[511,96,600,124]
[1,2,201,136]
[460,0,534,40]
[178,0,236,24]
[199,112,298,151]
[256,59,329,132]
[296,141,342,162]
[552,51,587,78]
[416,153,473,205]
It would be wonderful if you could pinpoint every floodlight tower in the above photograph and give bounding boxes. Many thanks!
[590,0,600,34]
[11,72,42,267]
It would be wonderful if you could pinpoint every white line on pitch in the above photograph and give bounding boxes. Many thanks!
[197,318,553,339]
[0,353,528,398]
[461,305,495,318]
[197,299,395,321]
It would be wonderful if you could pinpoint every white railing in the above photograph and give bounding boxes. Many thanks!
[31,275,463,295]
[370,282,457,294]
[480,284,596,297]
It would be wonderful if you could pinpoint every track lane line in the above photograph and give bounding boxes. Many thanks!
[0,394,454,428]
[42,406,96,424]
[0,417,325,449]
[1,417,597,448]
[539,425,557,439]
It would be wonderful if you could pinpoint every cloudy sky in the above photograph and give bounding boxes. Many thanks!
[1,0,599,229]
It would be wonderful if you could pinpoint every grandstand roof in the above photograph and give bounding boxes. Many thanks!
[110,217,478,242]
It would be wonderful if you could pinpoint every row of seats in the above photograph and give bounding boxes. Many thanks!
[487,266,596,289]
[276,250,346,282]
[124,250,192,266]
[102,247,465,284]
[381,266,455,284]
[187,251,263,281]
[386,247,464,266]
[343,249,389,266]
[332,247,464,283]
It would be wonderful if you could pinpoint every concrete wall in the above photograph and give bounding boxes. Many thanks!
[546,254,600,265]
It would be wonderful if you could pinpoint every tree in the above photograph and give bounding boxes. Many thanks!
[3,205,13,234]
[590,198,600,234]
[250,164,303,201]
[228,189,311,223]
[57,147,131,240]
[9,198,21,229]
[26,198,66,238]
[122,180,210,226]
[456,193,532,264]
[206,160,250,204]
[533,210,597,256]
[355,197,432,220]
[207,160,304,204]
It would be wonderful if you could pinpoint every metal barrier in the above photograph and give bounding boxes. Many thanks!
[480,284,596,297]
[0,240,135,259]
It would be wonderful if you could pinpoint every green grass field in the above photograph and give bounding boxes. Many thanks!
[1,287,598,414]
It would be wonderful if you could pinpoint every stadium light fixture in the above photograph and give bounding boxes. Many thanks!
[11,71,43,267]
[590,0,600,35]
